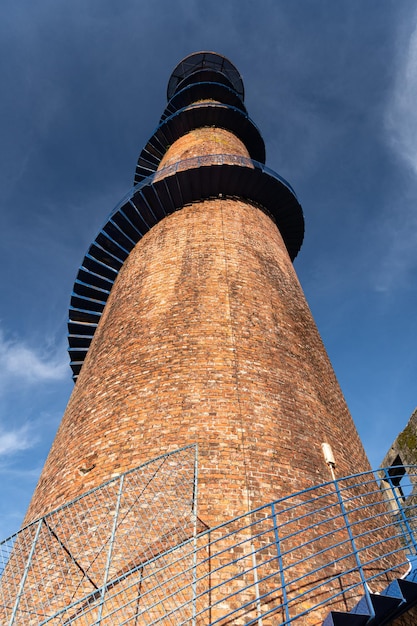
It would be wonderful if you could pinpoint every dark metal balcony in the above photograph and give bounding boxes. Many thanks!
[167,51,244,101]
[134,101,265,184]
[68,154,304,381]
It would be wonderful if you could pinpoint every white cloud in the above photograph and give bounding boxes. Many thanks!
[0,425,35,457]
[372,204,417,293]
[0,329,67,386]
[376,15,417,292]
[385,17,417,174]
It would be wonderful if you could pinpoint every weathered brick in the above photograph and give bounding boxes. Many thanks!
[27,194,370,527]
[18,55,406,625]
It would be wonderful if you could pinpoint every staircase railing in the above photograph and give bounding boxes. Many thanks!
[0,457,416,625]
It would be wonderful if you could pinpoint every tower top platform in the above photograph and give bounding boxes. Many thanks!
[167,51,244,101]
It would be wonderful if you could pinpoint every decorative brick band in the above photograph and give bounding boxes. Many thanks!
[134,101,265,183]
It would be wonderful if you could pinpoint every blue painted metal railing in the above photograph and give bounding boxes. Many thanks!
[0,456,416,624]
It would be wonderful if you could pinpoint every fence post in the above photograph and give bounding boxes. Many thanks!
[271,502,290,625]
[332,477,374,619]
[96,474,124,624]
[192,445,199,626]
[9,518,43,626]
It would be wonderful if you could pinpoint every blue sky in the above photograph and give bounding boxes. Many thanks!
[1,0,417,540]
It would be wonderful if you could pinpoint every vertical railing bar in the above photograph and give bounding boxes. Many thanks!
[8,518,43,626]
[272,502,290,625]
[192,444,198,626]
[333,476,374,619]
[382,467,417,554]
[96,474,125,625]
[250,541,264,625]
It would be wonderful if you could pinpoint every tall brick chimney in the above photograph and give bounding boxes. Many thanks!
[25,51,372,526]
[4,51,410,626]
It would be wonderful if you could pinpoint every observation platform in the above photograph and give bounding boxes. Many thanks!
[167,51,245,102]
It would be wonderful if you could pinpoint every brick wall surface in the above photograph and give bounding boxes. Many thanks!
[157,126,251,170]
[26,195,370,526]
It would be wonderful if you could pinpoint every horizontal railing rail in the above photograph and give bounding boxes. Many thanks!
[1,458,416,624]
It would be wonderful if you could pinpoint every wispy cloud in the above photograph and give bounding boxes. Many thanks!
[0,329,67,386]
[0,424,35,457]
[385,16,417,174]
[372,204,417,293]
[375,16,417,292]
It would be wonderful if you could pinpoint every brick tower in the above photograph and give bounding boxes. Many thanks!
[26,52,372,524]
[2,52,415,626]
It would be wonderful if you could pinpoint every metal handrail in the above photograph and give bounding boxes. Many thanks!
[1,459,416,624]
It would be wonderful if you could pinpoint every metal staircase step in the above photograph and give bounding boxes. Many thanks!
[322,611,369,626]
[322,579,417,626]
[351,593,402,621]
[382,578,417,603]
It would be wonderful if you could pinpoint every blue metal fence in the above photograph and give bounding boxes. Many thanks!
[0,455,416,624]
